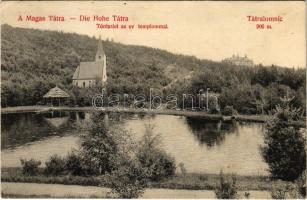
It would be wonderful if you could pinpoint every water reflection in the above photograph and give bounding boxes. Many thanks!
[43,112,70,129]
[107,112,156,122]
[1,112,269,175]
[1,112,76,150]
[186,117,238,148]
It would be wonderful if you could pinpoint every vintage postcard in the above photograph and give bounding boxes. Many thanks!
[1,1,306,199]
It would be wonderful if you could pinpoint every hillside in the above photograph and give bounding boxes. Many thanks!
[1,24,306,114]
[1,24,213,104]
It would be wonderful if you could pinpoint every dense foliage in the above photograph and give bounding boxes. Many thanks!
[106,157,149,198]
[79,112,124,174]
[261,105,306,181]
[221,106,237,116]
[20,158,41,176]
[44,155,66,176]
[1,24,306,115]
[64,151,85,176]
[271,182,304,199]
[80,112,150,198]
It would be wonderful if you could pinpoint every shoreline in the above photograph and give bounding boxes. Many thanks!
[1,167,287,191]
[1,106,305,127]
[0,105,270,122]
[1,182,271,199]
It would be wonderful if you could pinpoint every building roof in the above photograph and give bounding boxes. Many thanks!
[72,61,103,80]
[43,86,70,98]
[222,54,254,66]
[96,38,105,57]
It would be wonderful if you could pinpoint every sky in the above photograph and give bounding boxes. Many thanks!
[1,1,306,68]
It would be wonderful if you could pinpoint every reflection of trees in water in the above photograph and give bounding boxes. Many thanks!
[106,112,156,122]
[2,112,75,149]
[137,112,147,119]
[43,111,69,119]
[43,111,71,129]
[2,113,46,149]
[77,112,85,120]
[185,117,238,148]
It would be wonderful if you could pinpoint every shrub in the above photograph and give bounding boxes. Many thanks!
[221,106,237,116]
[261,105,306,181]
[137,124,176,181]
[45,155,66,175]
[106,158,149,198]
[214,172,238,199]
[65,151,85,176]
[271,183,303,199]
[271,186,287,199]
[137,149,176,181]
[178,162,187,176]
[244,192,250,199]
[20,158,41,176]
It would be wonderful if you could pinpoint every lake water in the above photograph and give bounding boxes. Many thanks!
[1,111,268,175]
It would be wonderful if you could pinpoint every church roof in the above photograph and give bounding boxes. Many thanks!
[43,86,70,98]
[72,61,103,80]
[96,38,105,56]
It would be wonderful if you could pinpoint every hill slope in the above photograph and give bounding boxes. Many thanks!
[0,24,228,105]
[1,24,306,113]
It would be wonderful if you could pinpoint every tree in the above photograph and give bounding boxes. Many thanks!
[106,157,149,198]
[79,112,121,174]
[136,124,176,181]
[261,105,306,181]
[79,111,136,175]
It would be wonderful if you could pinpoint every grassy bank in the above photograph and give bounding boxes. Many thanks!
[1,193,105,199]
[2,167,288,191]
[1,193,94,198]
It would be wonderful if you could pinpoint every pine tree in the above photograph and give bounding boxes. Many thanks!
[79,112,118,174]
[261,105,306,181]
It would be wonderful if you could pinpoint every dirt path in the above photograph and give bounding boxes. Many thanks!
[2,182,271,198]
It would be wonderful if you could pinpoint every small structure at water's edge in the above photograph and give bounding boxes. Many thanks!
[43,86,70,106]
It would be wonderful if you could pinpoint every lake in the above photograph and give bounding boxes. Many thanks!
[1,111,268,175]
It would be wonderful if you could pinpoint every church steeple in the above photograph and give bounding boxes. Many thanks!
[95,36,105,61]
[95,36,107,83]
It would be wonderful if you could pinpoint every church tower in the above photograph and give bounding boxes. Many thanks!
[72,36,108,88]
[96,36,107,83]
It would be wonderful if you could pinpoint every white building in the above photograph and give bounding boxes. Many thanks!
[72,37,107,88]
[222,54,254,67]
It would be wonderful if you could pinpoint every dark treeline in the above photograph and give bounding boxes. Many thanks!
[1,24,306,115]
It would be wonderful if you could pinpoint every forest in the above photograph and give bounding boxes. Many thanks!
[1,24,306,115]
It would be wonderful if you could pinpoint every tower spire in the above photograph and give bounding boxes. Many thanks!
[96,36,105,61]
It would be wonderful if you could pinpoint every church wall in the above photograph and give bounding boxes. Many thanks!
[73,79,96,88]
[72,38,107,88]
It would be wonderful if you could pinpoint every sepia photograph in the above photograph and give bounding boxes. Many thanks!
[1,1,306,199]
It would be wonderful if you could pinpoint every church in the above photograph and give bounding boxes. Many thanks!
[72,37,107,88]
